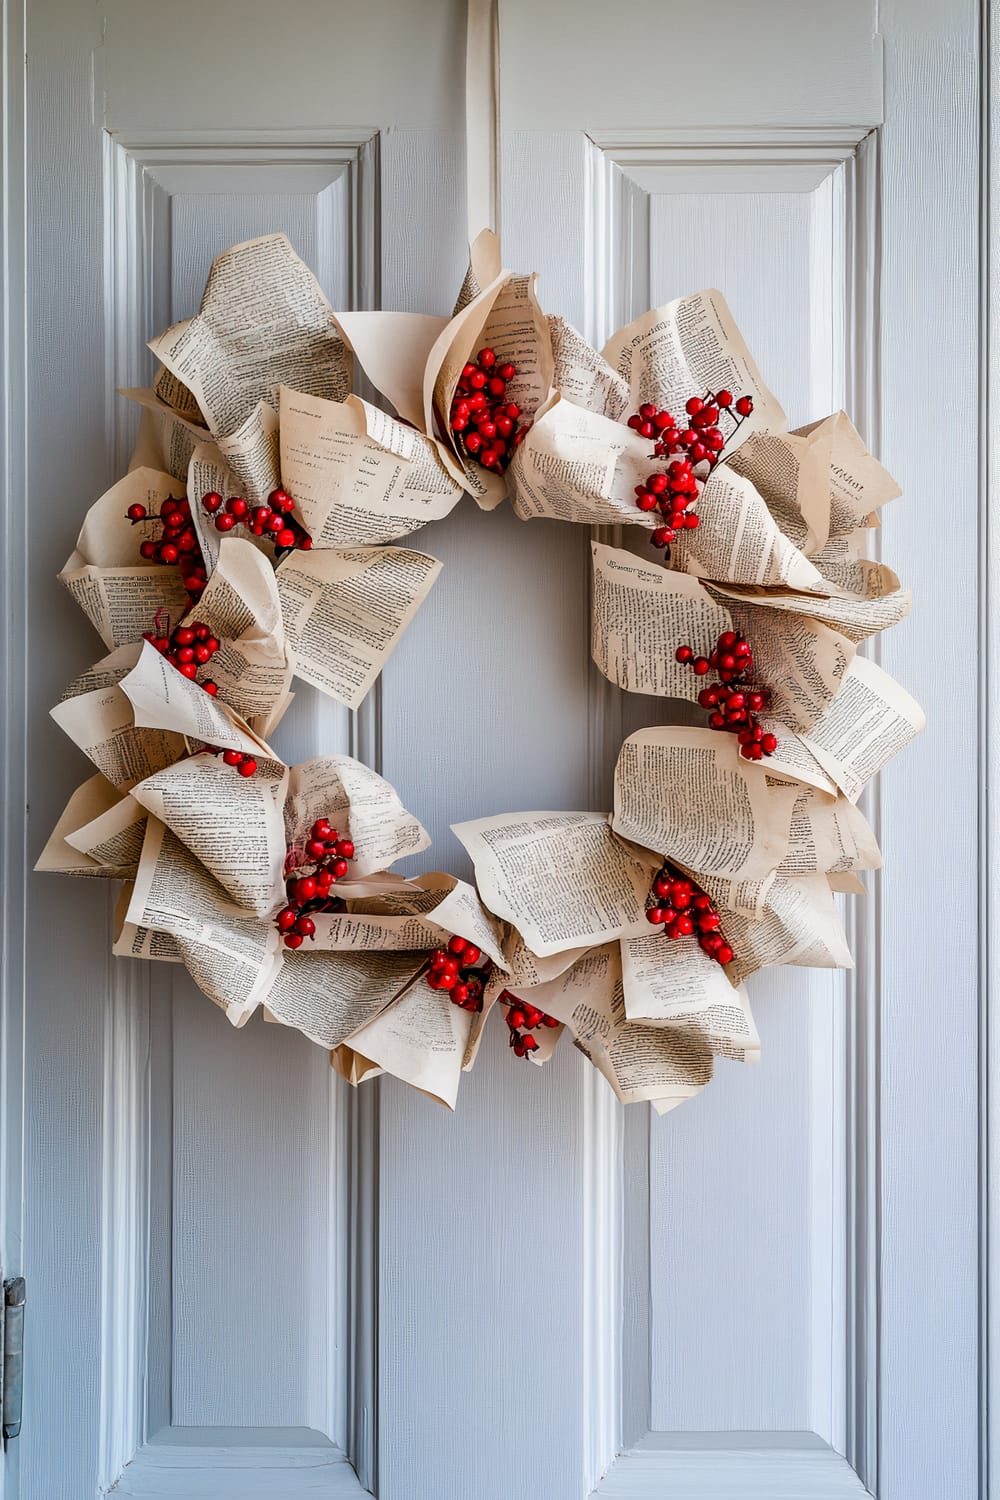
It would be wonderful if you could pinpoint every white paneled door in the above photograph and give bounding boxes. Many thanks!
[0,2,985,1498]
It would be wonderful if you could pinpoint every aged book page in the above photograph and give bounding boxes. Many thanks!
[452,811,655,957]
[148,234,350,440]
[278,387,462,546]
[276,545,441,711]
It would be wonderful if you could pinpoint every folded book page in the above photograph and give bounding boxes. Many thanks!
[148,234,351,440]
[507,391,656,528]
[601,288,786,448]
[591,541,731,697]
[59,469,191,649]
[131,751,288,917]
[278,387,462,546]
[276,545,441,712]
[35,774,145,879]
[452,810,655,958]
[612,727,799,883]
[285,754,431,877]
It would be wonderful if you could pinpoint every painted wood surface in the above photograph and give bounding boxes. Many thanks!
[0,2,987,1498]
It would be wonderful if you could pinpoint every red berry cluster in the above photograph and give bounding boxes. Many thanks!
[645,865,734,967]
[675,630,777,761]
[448,347,527,472]
[201,489,312,552]
[426,936,489,1010]
[497,990,560,1058]
[275,819,356,950]
[142,614,220,694]
[628,390,754,554]
[209,748,258,778]
[126,497,208,601]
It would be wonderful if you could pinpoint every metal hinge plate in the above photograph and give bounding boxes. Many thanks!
[2,1278,25,1446]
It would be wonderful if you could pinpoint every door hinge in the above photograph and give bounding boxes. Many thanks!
[2,1277,25,1446]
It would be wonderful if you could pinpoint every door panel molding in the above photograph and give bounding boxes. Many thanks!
[96,127,380,1497]
[0,2,28,1494]
[581,129,882,1498]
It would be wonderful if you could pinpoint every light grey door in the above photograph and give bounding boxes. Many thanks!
[0,1,985,1497]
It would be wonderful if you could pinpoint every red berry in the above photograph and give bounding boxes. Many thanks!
[238,757,257,777]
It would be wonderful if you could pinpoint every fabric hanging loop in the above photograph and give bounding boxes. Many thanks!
[465,0,500,244]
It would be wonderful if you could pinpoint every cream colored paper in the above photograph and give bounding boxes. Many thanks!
[591,542,732,697]
[189,537,292,734]
[278,387,462,546]
[423,255,554,507]
[612,727,798,882]
[345,980,474,1110]
[619,929,759,1059]
[794,410,901,538]
[215,399,281,506]
[601,288,785,447]
[263,947,426,1050]
[127,820,283,1017]
[148,234,350,439]
[548,316,629,420]
[801,656,926,803]
[672,463,825,591]
[719,873,854,987]
[153,364,204,422]
[35,774,144,878]
[50,680,186,792]
[531,944,715,1106]
[331,311,450,430]
[276,545,441,711]
[61,643,142,702]
[716,595,856,734]
[131,751,288,917]
[727,422,834,555]
[284,755,430,877]
[776,787,882,877]
[123,387,208,483]
[120,640,276,762]
[452,811,654,958]
[711,578,912,647]
[59,469,191,649]
[507,391,656,528]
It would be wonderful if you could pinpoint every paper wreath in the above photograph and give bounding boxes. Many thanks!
[39,230,924,1112]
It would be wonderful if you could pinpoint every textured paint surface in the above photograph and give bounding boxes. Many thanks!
[5,3,984,1499]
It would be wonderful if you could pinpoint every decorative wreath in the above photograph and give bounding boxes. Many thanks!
[38,229,924,1112]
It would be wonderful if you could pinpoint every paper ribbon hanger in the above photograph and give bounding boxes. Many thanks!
[465,0,500,244]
